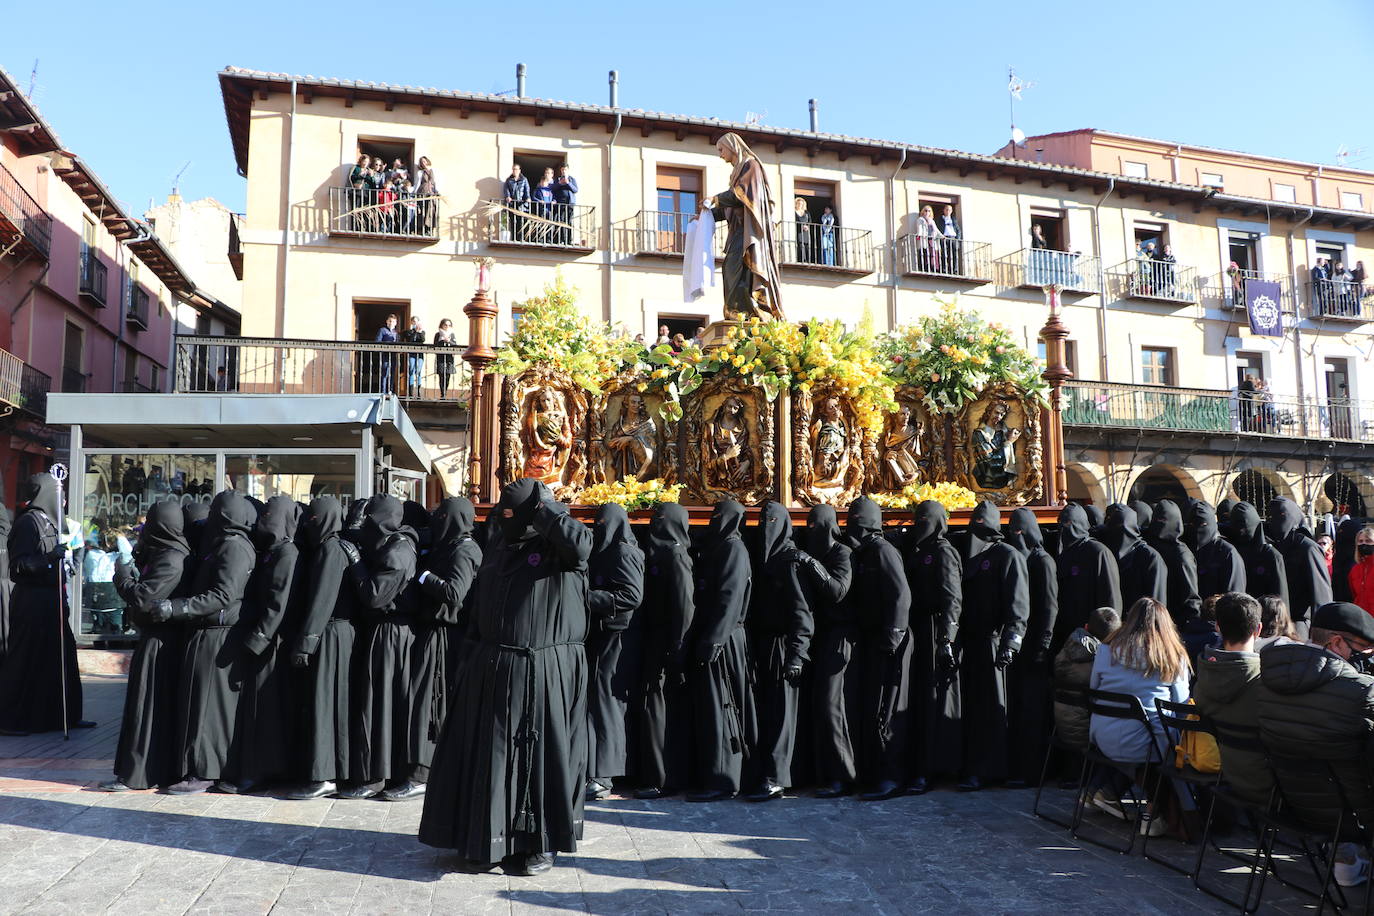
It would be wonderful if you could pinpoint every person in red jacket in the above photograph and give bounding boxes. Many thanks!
[1349,527,1374,616]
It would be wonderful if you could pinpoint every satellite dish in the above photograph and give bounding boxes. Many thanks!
[1011,127,1026,146]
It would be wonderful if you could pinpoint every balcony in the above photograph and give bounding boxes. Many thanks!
[174,335,473,405]
[327,187,439,242]
[776,221,875,276]
[78,249,108,306]
[1106,258,1197,304]
[0,162,51,260]
[897,235,992,284]
[1205,268,1293,313]
[126,286,149,330]
[630,210,725,258]
[485,200,596,252]
[0,347,50,416]
[1063,380,1374,443]
[228,212,244,280]
[1308,279,1373,322]
[994,248,1101,293]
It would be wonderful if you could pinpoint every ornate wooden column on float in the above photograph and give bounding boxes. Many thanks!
[462,258,498,503]
[1037,283,1072,505]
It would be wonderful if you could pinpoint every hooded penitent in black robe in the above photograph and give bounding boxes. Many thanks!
[1216,498,1238,541]
[1129,500,1154,535]
[349,494,426,787]
[111,500,190,788]
[235,495,305,783]
[0,500,12,664]
[0,474,81,734]
[747,501,812,790]
[1146,500,1202,626]
[1051,504,1121,655]
[416,498,482,750]
[585,503,645,785]
[292,496,358,783]
[164,490,257,780]
[1333,518,1361,603]
[419,479,590,862]
[637,503,695,793]
[959,502,1029,783]
[689,499,758,796]
[1189,501,1246,601]
[902,499,957,783]
[1004,507,1058,785]
[1228,502,1289,610]
[1265,498,1333,640]
[1084,504,1107,542]
[796,505,855,789]
[1103,503,1168,613]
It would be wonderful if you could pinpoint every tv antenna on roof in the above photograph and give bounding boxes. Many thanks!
[171,161,191,196]
[1007,67,1035,160]
[1336,145,1369,166]
[744,110,767,126]
[28,59,38,98]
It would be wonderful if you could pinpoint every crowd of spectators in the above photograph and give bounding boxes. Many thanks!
[1312,257,1369,317]
[500,162,578,245]
[344,154,439,236]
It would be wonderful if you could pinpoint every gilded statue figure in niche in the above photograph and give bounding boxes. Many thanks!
[705,395,752,490]
[521,388,573,483]
[810,396,848,488]
[603,392,657,481]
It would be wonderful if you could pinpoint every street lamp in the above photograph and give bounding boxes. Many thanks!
[1039,283,1072,505]
[462,258,498,502]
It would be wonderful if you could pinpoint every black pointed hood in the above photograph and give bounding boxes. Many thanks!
[846,495,883,542]
[1129,500,1154,533]
[360,493,409,555]
[910,499,949,547]
[206,490,256,548]
[1189,501,1221,550]
[495,479,546,544]
[592,502,633,555]
[755,500,794,568]
[1059,503,1092,551]
[804,504,840,557]
[252,494,298,553]
[967,500,1003,557]
[1083,504,1106,539]
[648,502,691,560]
[430,497,475,551]
[1229,502,1267,553]
[139,500,189,557]
[1216,498,1238,539]
[20,472,61,524]
[403,500,432,550]
[1264,498,1307,547]
[1103,503,1142,559]
[1005,507,1044,554]
[299,495,343,550]
[704,498,746,545]
[183,500,210,554]
[1146,499,1184,547]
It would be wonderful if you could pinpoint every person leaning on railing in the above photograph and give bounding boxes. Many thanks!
[433,319,458,400]
[414,156,438,234]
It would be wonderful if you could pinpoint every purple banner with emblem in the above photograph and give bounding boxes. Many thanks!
[1245,279,1283,337]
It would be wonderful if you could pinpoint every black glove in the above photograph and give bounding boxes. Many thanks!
[796,553,826,583]
[695,642,724,666]
[935,642,956,673]
[291,652,311,669]
[996,646,1016,669]
[783,660,804,682]
[339,539,362,566]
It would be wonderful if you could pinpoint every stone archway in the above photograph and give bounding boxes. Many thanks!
[1230,467,1295,514]
[1127,464,1203,505]
[1064,462,1108,507]
[1323,472,1371,518]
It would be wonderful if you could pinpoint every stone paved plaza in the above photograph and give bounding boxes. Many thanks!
[0,677,1325,914]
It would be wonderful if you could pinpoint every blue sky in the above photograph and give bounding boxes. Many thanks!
[4,0,1370,216]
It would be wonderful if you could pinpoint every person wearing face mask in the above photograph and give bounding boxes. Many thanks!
[1256,602,1374,888]
[1050,504,1121,658]
[584,503,644,802]
[1348,527,1374,616]
[1266,498,1334,641]
[1102,503,1167,613]
[902,499,957,796]
[419,479,591,877]
[794,505,855,799]
[957,502,1029,791]
[1228,501,1289,611]
[1004,507,1058,787]
[687,499,758,802]
[1188,501,1246,602]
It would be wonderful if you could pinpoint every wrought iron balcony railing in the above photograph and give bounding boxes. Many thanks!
[775,221,875,275]
[1308,279,1373,321]
[174,335,473,405]
[126,286,149,330]
[328,187,440,241]
[1107,258,1198,304]
[1205,268,1293,312]
[897,235,992,283]
[1063,379,1374,443]
[485,199,596,251]
[994,248,1101,293]
[0,161,51,260]
[0,346,50,416]
[630,210,726,258]
[79,249,108,306]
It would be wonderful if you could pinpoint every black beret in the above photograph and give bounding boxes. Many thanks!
[1313,602,1374,644]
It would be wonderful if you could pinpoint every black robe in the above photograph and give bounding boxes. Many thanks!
[171,491,257,781]
[585,503,645,783]
[1051,504,1120,655]
[1266,498,1333,640]
[420,479,590,860]
[1189,501,1246,600]
[1005,507,1058,784]
[690,499,758,795]
[1229,502,1289,610]
[112,500,190,789]
[637,503,695,792]
[349,494,426,785]
[797,505,855,786]
[748,501,812,788]
[0,474,81,734]
[959,502,1029,782]
[416,498,482,752]
[237,495,305,783]
[902,499,957,781]
[1146,500,1202,626]
[1103,503,1168,613]
[1333,518,1360,603]
[292,496,358,783]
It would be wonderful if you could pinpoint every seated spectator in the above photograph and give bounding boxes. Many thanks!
[1349,527,1374,616]
[1053,606,1121,751]
[1256,594,1298,649]
[1257,602,1374,888]
[1193,592,1270,805]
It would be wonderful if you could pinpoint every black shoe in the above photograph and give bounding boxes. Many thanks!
[585,779,611,801]
[333,782,383,800]
[634,786,665,800]
[380,781,426,801]
[72,720,97,729]
[285,781,336,800]
[686,789,733,803]
[212,779,255,795]
[814,781,849,799]
[455,858,498,874]
[96,779,132,793]
[957,775,983,792]
[905,777,929,796]
[859,780,902,801]
[746,781,784,803]
[506,852,555,877]
[166,777,214,796]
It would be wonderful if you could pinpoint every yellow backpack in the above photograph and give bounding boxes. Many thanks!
[1174,699,1221,773]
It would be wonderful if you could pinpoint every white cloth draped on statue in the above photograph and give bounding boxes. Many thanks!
[682,209,716,303]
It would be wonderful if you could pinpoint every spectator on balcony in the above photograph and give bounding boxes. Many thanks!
[402,316,426,398]
[385,158,408,186]
[1157,244,1178,298]
[1354,261,1368,300]
[938,204,960,274]
[1237,374,1257,432]
[1029,223,1050,284]
[414,156,438,235]
[398,180,419,236]
[1256,378,1276,433]
[347,154,372,231]
[916,205,942,274]
[376,314,399,395]
[794,198,814,264]
[1227,261,1245,308]
[670,333,687,353]
[433,318,457,400]
[1333,261,1357,316]
[820,207,836,267]
[692,326,706,347]
[531,168,555,244]
[1311,257,1331,312]
[553,164,578,245]
[502,164,531,241]
[657,325,671,346]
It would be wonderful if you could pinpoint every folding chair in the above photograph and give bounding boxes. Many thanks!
[1192,720,1279,914]
[1074,689,1166,856]
[1032,685,1091,830]
[1143,699,1223,875]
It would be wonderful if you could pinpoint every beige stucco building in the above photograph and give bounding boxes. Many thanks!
[214,67,1374,513]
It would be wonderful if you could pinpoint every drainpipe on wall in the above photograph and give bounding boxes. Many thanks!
[280,79,297,338]
[1092,177,1115,380]
[885,148,908,330]
[112,220,153,392]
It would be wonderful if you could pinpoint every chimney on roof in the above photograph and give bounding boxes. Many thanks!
[808,99,818,133]
[609,70,619,108]
[516,63,527,99]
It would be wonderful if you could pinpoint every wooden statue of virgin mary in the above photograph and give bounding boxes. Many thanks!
[705,133,785,321]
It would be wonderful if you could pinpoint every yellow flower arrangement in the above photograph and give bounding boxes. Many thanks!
[869,480,979,512]
[579,476,683,511]
[493,277,639,393]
